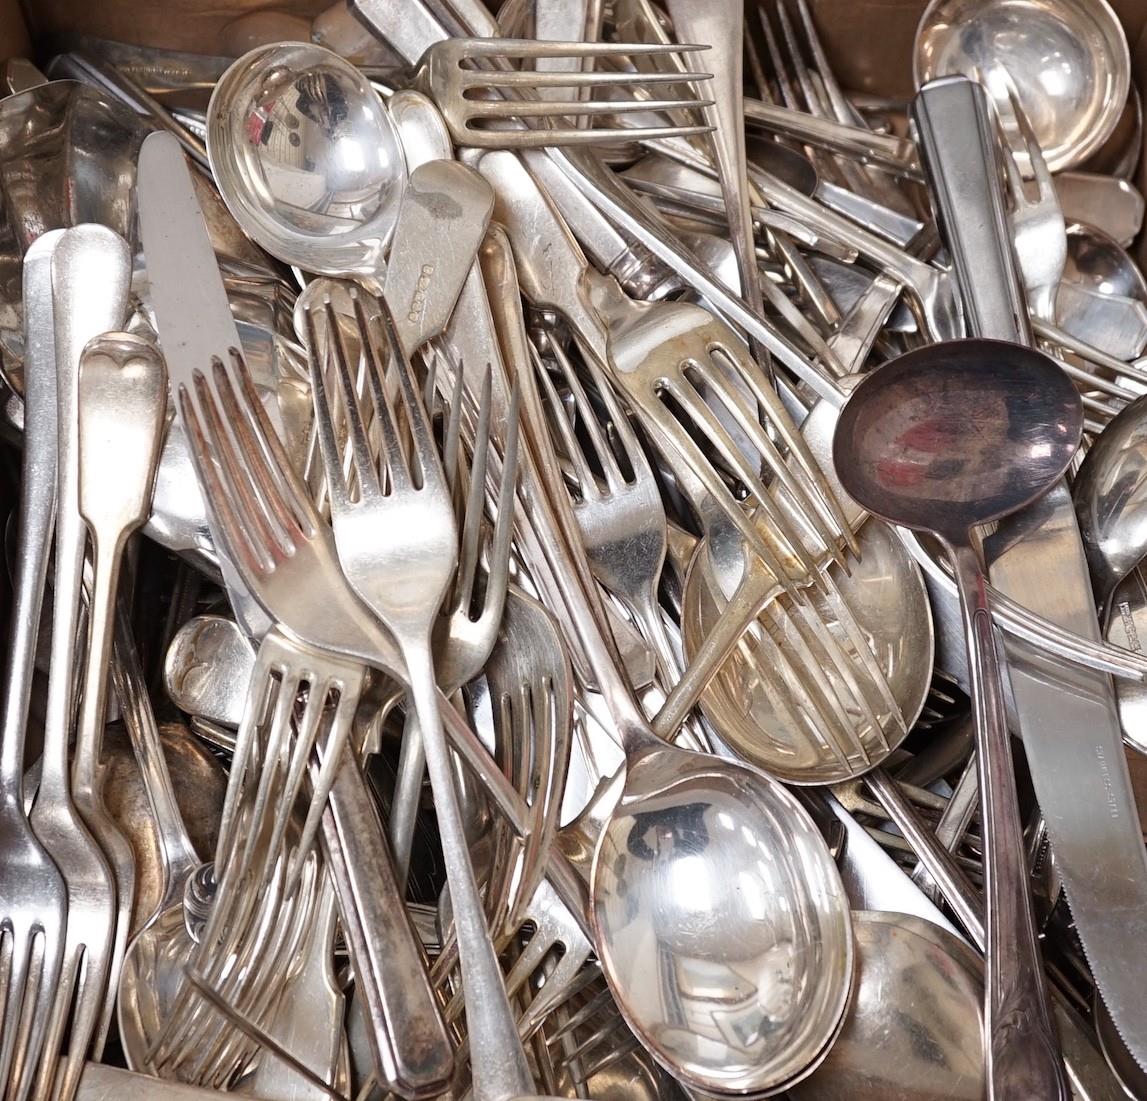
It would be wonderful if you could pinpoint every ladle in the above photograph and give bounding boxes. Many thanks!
[834,337,1081,1101]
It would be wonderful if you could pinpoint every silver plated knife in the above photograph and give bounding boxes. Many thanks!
[137,129,277,638]
[913,74,1147,1072]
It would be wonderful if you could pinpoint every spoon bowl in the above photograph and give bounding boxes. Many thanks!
[591,745,854,1094]
[207,42,407,280]
[914,0,1130,172]
[789,912,984,1101]
[1073,390,1147,613]
[1063,221,1147,303]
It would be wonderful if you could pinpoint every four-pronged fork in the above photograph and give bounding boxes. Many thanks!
[418,37,716,147]
[310,293,537,1101]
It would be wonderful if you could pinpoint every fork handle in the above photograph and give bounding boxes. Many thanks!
[403,639,536,1101]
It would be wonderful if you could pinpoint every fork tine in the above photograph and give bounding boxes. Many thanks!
[777,602,872,765]
[506,680,555,928]
[181,379,273,579]
[488,377,522,606]
[759,8,801,111]
[475,68,702,89]
[799,598,891,753]
[348,301,409,495]
[548,342,629,495]
[374,302,445,492]
[794,0,856,125]
[741,612,853,770]
[776,0,825,120]
[668,374,822,576]
[226,352,322,535]
[544,984,617,1045]
[0,929,25,1092]
[465,123,716,146]
[697,360,850,568]
[723,346,860,557]
[1004,79,1056,199]
[582,353,653,484]
[463,39,713,59]
[8,933,55,1101]
[441,350,464,501]
[534,344,603,500]
[645,405,806,599]
[325,295,387,500]
[212,359,305,549]
[456,367,493,608]
[462,97,715,119]
[305,302,354,512]
[820,574,904,740]
[37,947,108,1101]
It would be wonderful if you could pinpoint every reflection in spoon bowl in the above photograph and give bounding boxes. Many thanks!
[592,750,853,1094]
[1063,221,1147,303]
[914,0,1130,173]
[788,912,984,1101]
[207,42,407,280]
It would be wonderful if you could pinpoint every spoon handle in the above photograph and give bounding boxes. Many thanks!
[949,541,1069,1101]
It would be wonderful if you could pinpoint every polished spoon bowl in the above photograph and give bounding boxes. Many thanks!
[913,0,1130,172]
[833,337,1081,1101]
[788,911,985,1101]
[1063,221,1147,303]
[207,41,407,285]
[1073,390,1147,617]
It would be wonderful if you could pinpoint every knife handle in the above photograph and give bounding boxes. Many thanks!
[910,75,1030,345]
[950,542,1070,1101]
[321,758,453,1099]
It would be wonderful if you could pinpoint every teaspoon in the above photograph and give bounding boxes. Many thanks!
[833,337,1081,1101]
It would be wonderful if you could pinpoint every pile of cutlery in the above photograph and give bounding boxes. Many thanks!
[1,0,1147,1098]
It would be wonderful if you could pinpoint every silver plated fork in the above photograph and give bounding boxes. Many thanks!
[532,339,682,688]
[417,37,715,148]
[994,77,1066,327]
[31,225,130,1101]
[0,230,68,1101]
[311,295,537,1101]
[176,357,455,1100]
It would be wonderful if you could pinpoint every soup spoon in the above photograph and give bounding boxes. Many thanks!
[789,912,985,1101]
[833,337,1081,1101]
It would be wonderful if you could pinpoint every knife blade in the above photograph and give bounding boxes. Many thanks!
[913,74,1147,1070]
[137,129,276,638]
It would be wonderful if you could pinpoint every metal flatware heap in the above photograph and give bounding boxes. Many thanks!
[2,0,1147,1099]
